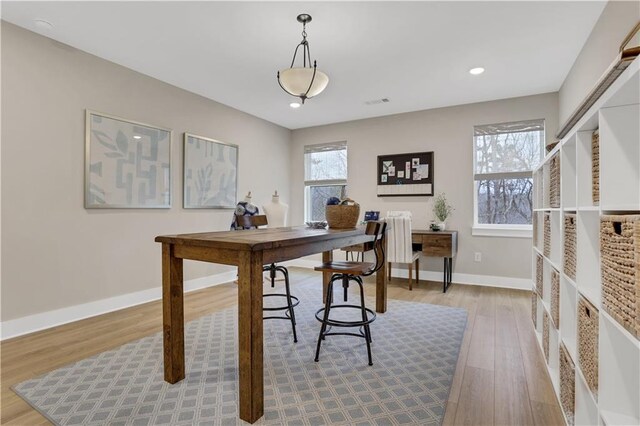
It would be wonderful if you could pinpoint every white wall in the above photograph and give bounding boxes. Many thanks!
[559,0,640,124]
[291,93,559,282]
[1,23,291,322]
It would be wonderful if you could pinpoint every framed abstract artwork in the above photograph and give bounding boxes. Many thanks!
[85,110,172,208]
[183,133,238,209]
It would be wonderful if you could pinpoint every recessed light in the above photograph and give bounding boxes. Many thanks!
[133,135,142,140]
[469,67,485,75]
[34,19,54,31]
[290,102,301,109]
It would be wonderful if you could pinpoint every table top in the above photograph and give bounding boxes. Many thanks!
[155,225,370,251]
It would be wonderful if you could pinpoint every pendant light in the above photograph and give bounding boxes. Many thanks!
[277,14,329,104]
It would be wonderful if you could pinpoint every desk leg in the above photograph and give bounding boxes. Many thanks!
[376,233,388,313]
[162,243,185,384]
[322,250,333,303]
[238,251,264,424]
[443,257,452,293]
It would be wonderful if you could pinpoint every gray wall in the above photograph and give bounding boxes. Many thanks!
[559,0,640,124]
[290,93,559,281]
[1,23,291,321]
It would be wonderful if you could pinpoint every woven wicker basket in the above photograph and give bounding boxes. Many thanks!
[550,154,561,208]
[578,296,598,397]
[536,254,543,296]
[544,213,551,258]
[564,214,577,281]
[551,268,560,329]
[560,343,575,425]
[532,291,538,327]
[592,129,599,205]
[600,215,640,339]
[326,201,360,229]
[543,310,550,363]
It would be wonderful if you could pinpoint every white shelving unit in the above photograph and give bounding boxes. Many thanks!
[531,56,640,425]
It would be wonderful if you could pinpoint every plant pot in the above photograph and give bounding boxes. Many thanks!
[438,222,446,231]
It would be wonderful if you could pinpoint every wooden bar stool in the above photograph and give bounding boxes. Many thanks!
[234,214,299,343]
[313,221,387,365]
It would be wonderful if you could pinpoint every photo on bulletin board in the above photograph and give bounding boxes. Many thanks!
[376,151,434,196]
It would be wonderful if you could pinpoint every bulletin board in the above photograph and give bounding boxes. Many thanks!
[377,151,434,197]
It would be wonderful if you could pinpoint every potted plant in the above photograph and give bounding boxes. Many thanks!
[432,192,453,231]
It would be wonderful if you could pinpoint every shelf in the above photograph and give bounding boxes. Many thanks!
[560,276,577,361]
[599,104,640,210]
[533,54,639,426]
[575,210,601,308]
[599,314,640,426]
[561,137,577,209]
[575,366,599,425]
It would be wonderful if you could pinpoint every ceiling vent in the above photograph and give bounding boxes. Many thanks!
[364,98,390,105]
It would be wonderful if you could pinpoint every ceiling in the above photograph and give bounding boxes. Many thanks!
[2,1,607,130]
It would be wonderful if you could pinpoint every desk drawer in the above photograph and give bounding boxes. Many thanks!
[421,234,454,257]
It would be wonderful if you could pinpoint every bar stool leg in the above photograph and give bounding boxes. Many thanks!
[280,267,297,343]
[357,279,373,366]
[315,279,335,362]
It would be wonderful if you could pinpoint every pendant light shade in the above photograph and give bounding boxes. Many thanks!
[278,67,329,98]
[277,14,329,104]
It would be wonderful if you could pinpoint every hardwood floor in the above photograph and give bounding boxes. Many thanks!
[1,268,564,425]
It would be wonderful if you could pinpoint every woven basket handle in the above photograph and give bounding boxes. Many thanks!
[613,222,622,235]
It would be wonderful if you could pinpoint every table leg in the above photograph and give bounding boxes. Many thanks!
[162,243,185,384]
[376,232,388,313]
[238,251,264,424]
[322,250,333,303]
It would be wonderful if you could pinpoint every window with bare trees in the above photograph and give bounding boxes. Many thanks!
[304,142,348,221]
[473,120,544,236]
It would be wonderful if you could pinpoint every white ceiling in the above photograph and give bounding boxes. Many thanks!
[2,1,606,130]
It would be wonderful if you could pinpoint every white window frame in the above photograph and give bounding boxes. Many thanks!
[304,142,347,222]
[472,120,545,238]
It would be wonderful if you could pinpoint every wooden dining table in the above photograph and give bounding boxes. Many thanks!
[155,226,388,424]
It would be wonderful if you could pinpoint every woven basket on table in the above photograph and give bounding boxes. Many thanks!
[550,154,561,208]
[600,215,640,339]
[536,254,543,296]
[543,310,550,363]
[592,129,599,205]
[564,214,577,281]
[551,268,560,329]
[560,343,575,425]
[531,291,538,327]
[544,213,551,258]
[326,200,360,229]
[578,296,598,397]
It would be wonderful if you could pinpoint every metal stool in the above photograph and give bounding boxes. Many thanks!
[235,214,298,343]
[313,221,387,365]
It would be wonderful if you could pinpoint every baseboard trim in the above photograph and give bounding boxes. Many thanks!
[1,262,529,341]
[0,270,237,341]
[283,259,531,290]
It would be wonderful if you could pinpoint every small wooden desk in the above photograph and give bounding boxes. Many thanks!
[155,226,387,424]
[411,230,458,293]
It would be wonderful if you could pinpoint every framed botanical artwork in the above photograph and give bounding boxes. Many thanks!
[377,151,434,196]
[85,110,172,208]
[183,133,238,209]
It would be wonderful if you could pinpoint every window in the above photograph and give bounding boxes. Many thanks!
[304,142,347,222]
[473,119,544,237]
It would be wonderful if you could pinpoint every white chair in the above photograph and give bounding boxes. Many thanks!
[386,211,421,290]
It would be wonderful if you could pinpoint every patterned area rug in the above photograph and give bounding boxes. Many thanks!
[14,282,467,425]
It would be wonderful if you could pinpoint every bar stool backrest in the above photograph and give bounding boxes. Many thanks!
[363,220,387,277]
[235,214,268,229]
